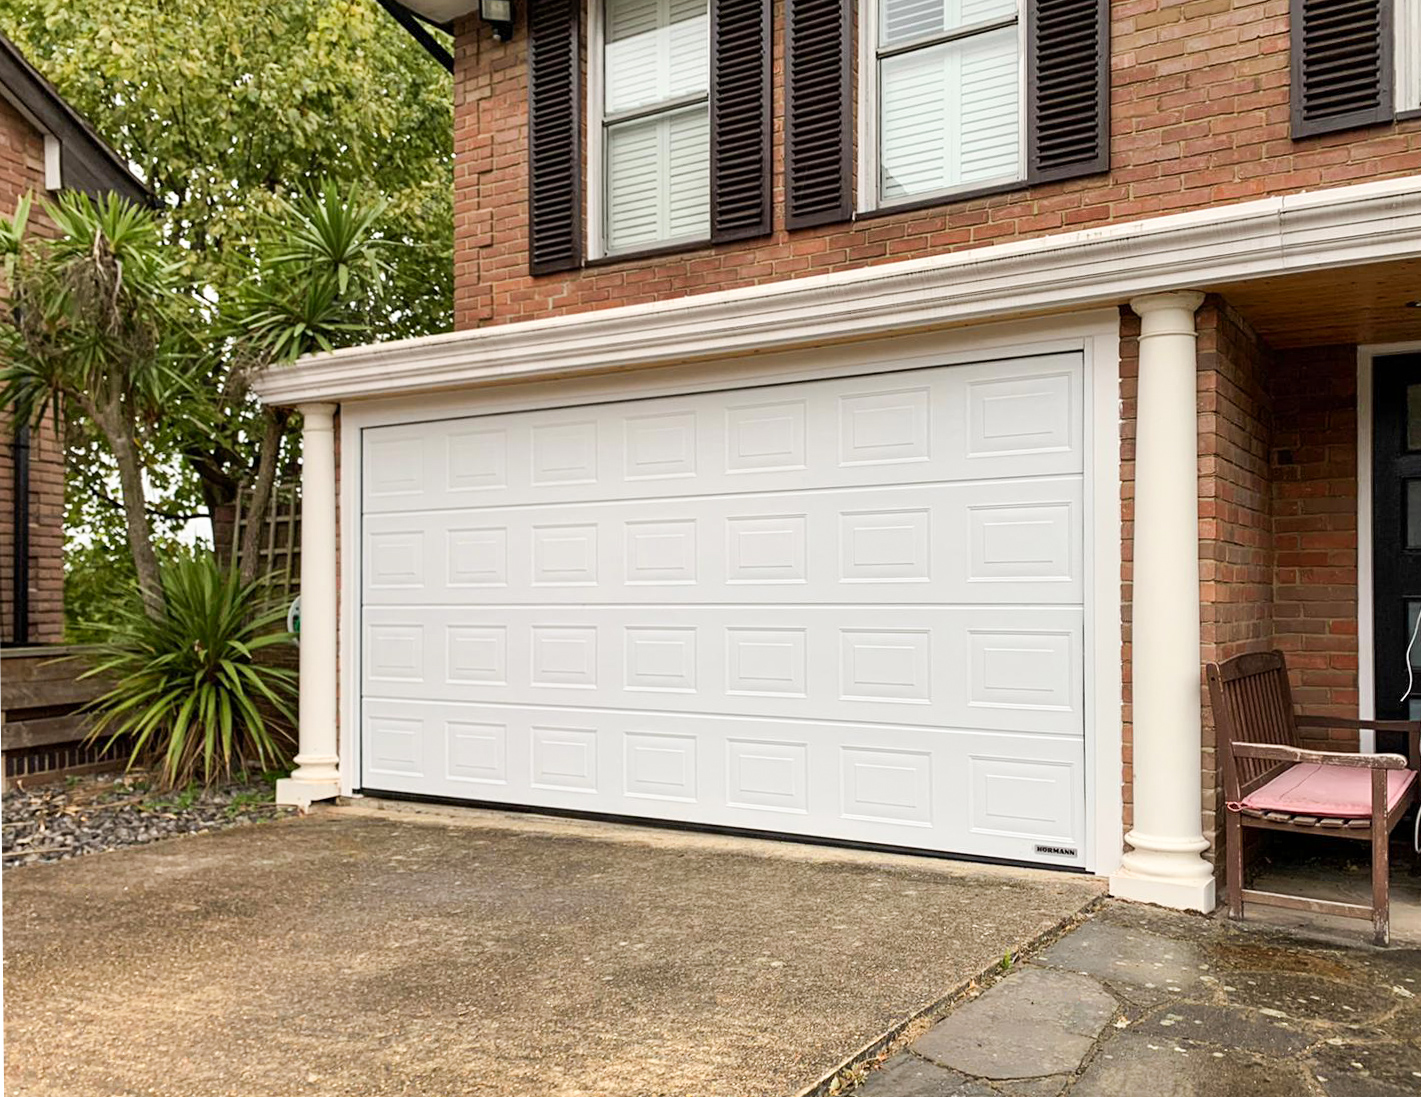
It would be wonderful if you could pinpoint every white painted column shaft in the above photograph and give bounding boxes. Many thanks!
[276,402,342,808]
[1109,292,1216,912]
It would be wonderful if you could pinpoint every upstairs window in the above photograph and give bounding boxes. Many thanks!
[599,0,711,255]
[868,0,1024,208]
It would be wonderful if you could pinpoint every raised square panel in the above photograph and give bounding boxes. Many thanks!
[968,503,1072,581]
[447,427,507,492]
[726,629,807,696]
[531,725,598,792]
[625,732,697,802]
[840,747,932,826]
[625,520,696,585]
[368,531,425,589]
[625,411,696,480]
[726,739,808,814]
[967,373,1072,457]
[726,515,807,583]
[446,720,507,784]
[532,420,598,485]
[840,630,930,703]
[447,527,508,588]
[839,387,930,466]
[447,625,507,685]
[840,510,930,582]
[531,626,598,688]
[970,756,1075,841]
[533,524,598,586]
[725,400,806,472]
[625,627,697,693]
[969,631,1074,712]
[365,436,424,499]
[366,625,424,682]
[366,715,423,777]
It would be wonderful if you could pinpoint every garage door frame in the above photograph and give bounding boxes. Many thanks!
[337,310,1124,875]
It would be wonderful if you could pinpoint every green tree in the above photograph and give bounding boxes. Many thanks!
[2,0,452,617]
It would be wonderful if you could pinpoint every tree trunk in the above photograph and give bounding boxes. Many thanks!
[93,399,167,620]
[238,407,288,587]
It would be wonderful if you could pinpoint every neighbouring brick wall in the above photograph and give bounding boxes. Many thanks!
[1271,345,1360,746]
[0,95,64,646]
[454,0,1421,330]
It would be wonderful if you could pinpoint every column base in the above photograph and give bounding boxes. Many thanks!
[1110,868,1217,913]
[276,776,341,809]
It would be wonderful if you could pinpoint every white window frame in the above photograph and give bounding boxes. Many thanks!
[1397,0,1421,113]
[586,0,712,260]
[858,0,1028,213]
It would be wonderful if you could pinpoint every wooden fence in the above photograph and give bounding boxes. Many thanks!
[1,646,114,788]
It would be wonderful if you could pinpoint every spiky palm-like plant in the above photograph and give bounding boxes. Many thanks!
[84,555,297,788]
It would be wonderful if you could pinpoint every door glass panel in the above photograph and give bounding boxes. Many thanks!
[1409,481,1421,548]
[1407,602,1421,720]
[1408,383,1421,450]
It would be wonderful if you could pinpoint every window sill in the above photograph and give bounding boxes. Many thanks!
[584,238,716,269]
[854,179,1027,222]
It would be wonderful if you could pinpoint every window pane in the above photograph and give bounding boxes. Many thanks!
[1408,480,1421,549]
[605,105,710,252]
[879,26,1020,201]
[1407,383,1421,450]
[605,0,708,115]
[880,0,1017,47]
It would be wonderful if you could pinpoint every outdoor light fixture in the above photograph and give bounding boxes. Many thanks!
[480,0,514,41]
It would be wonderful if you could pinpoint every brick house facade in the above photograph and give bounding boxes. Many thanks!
[0,34,150,646]
[257,0,1421,921]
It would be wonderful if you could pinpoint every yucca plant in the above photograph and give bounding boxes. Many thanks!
[82,554,298,788]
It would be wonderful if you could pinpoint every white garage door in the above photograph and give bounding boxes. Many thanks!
[359,353,1089,866]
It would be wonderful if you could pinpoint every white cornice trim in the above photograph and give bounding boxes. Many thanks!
[253,177,1421,406]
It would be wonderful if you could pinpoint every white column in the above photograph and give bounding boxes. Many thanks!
[276,402,342,808]
[1109,292,1216,913]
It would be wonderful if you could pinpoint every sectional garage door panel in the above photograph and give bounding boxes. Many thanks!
[361,353,1084,515]
[362,699,1086,864]
[359,352,1090,866]
[362,476,1083,607]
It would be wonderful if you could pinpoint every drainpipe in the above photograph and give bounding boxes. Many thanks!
[12,423,29,646]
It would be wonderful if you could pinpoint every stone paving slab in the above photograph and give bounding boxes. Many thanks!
[855,900,1421,1097]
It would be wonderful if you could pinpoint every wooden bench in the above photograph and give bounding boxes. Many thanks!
[1206,650,1421,945]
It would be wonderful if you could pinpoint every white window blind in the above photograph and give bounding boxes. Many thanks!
[874,0,1023,206]
[1399,0,1421,113]
[602,0,710,254]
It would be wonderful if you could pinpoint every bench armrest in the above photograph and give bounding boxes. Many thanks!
[1232,742,1409,770]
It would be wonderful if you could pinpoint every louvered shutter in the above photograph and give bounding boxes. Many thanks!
[1290,0,1393,138]
[785,0,853,229]
[528,0,582,275]
[1026,0,1110,185]
[710,0,772,242]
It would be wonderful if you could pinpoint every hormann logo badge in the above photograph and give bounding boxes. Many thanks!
[1035,844,1078,858]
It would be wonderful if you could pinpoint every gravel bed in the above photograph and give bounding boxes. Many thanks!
[2,772,295,868]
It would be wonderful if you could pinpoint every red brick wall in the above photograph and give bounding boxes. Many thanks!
[453,0,1421,330]
[1270,345,1360,744]
[0,95,65,645]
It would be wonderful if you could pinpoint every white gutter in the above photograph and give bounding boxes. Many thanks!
[252,176,1421,406]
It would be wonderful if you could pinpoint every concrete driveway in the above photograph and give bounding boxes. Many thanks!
[4,802,1102,1097]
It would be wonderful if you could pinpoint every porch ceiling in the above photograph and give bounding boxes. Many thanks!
[1214,257,1421,349]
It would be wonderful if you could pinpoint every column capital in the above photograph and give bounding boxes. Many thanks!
[298,402,338,428]
[1129,290,1205,321]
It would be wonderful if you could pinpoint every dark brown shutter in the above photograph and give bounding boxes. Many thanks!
[1027,0,1110,185]
[1290,0,1393,138]
[711,0,772,242]
[785,0,852,229]
[528,0,582,275]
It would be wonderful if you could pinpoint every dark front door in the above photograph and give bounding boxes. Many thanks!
[1373,354,1421,726]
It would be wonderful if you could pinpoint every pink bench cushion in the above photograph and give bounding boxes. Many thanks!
[1240,763,1417,818]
